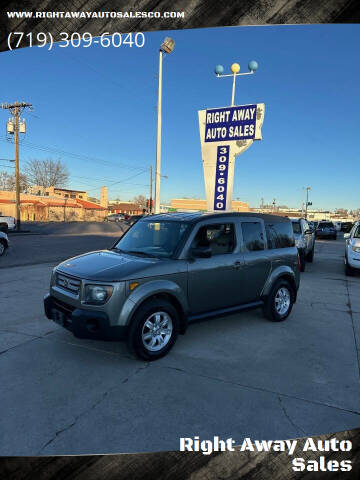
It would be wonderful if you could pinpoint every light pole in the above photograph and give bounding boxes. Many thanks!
[154,37,175,214]
[214,60,259,106]
[305,186,311,219]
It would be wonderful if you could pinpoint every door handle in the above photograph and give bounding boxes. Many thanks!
[233,261,242,269]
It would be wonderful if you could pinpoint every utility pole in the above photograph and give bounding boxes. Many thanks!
[1,101,33,230]
[149,165,153,214]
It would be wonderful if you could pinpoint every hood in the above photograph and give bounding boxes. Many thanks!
[56,250,182,282]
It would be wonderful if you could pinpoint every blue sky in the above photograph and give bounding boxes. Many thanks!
[0,24,359,210]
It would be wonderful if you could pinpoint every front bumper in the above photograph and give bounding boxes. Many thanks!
[44,293,128,341]
[347,253,360,270]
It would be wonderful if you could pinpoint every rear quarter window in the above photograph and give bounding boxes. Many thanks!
[265,222,295,249]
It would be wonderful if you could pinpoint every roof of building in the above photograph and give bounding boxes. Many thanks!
[53,187,87,193]
[76,199,106,210]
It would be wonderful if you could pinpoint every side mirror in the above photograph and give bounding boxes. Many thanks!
[344,233,350,239]
[191,246,212,258]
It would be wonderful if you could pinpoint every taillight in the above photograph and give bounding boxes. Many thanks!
[297,253,301,271]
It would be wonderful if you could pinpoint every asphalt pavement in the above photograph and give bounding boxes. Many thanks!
[0,228,359,455]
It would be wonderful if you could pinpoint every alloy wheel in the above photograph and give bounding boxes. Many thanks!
[274,287,291,316]
[141,311,173,352]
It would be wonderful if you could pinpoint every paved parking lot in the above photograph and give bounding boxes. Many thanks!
[0,228,359,455]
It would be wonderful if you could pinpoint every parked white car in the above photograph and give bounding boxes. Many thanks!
[0,231,9,256]
[0,215,16,230]
[344,221,360,275]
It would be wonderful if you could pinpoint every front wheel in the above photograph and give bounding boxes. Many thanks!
[299,251,306,272]
[263,280,295,322]
[127,299,179,361]
[345,257,354,276]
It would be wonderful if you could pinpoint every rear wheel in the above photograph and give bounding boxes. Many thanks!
[0,240,6,256]
[263,280,295,322]
[306,245,314,263]
[127,299,179,361]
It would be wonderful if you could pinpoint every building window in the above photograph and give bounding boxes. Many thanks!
[64,194,69,198]
[79,195,83,199]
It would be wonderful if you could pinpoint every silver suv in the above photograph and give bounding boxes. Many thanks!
[290,217,315,272]
[44,212,300,360]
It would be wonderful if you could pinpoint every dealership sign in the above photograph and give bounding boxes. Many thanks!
[198,103,265,211]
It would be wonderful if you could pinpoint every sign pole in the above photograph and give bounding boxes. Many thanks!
[231,73,236,106]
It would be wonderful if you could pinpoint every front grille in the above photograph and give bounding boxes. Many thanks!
[56,272,81,296]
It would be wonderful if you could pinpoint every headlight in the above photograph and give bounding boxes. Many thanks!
[295,237,306,249]
[352,246,360,253]
[84,284,113,305]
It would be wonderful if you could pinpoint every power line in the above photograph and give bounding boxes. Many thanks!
[86,170,147,192]
[70,174,149,186]
[0,136,149,172]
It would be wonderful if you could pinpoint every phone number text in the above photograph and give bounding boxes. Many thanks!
[7,32,145,50]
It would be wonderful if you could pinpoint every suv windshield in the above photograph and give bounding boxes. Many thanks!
[291,221,301,234]
[114,220,190,258]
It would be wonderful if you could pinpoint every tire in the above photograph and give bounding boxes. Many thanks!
[299,251,306,272]
[0,240,6,256]
[345,257,354,276]
[306,245,314,263]
[127,299,179,361]
[263,279,295,322]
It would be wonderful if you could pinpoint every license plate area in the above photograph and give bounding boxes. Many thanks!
[52,308,72,326]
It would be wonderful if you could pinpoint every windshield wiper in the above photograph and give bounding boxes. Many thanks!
[110,247,125,253]
[123,250,158,258]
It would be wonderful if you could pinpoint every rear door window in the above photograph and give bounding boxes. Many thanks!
[241,222,264,251]
[192,223,236,255]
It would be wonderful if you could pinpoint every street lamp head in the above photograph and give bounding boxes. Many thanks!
[231,63,240,74]
[160,37,175,54]
[248,60,258,72]
[214,64,224,75]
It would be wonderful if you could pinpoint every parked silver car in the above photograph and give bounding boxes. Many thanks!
[344,221,360,276]
[44,212,300,360]
[290,217,316,272]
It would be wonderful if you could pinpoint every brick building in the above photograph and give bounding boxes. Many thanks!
[170,198,250,212]
[0,186,107,222]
